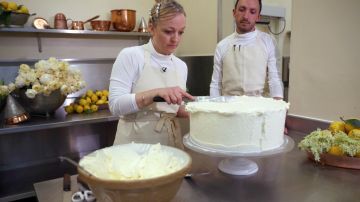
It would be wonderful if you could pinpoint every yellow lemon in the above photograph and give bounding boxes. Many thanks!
[91,94,98,103]
[100,95,107,101]
[86,97,92,104]
[90,104,98,112]
[345,123,355,134]
[328,146,344,156]
[348,129,360,139]
[102,90,109,97]
[83,105,91,113]
[64,105,74,114]
[75,105,84,114]
[96,99,105,105]
[19,5,29,14]
[95,90,103,97]
[0,1,9,9]
[6,2,17,11]
[79,98,88,106]
[328,121,345,134]
[86,89,94,97]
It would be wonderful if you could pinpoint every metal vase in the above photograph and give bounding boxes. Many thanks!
[3,94,30,125]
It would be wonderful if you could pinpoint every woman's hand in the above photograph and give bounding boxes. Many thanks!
[136,86,194,108]
[157,86,194,105]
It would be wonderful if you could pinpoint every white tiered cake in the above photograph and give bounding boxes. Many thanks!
[185,96,289,152]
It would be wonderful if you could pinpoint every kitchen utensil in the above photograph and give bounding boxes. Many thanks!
[54,13,71,29]
[90,20,111,31]
[153,96,215,103]
[138,16,148,32]
[83,15,100,24]
[111,9,136,32]
[3,94,29,125]
[33,17,50,29]
[70,21,84,30]
[58,156,93,177]
[62,173,72,202]
[184,171,211,179]
[70,15,99,30]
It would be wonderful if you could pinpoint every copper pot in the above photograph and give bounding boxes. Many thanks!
[111,9,136,32]
[90,20,111,31]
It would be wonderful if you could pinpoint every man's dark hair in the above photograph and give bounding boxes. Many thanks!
[234,0,262,13]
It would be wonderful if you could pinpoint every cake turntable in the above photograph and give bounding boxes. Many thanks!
[183,134,295,175]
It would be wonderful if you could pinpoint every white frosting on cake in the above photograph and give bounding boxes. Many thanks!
[185,96,289,152]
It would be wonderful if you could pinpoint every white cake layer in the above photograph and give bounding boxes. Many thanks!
[186,96,289,152]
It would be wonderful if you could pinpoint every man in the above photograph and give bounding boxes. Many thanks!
[210,0,283,99]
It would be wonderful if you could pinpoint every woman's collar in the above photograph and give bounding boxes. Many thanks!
[146,39,173,60]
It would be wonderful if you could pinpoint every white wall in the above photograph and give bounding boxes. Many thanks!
[0,0,154,60]
[289,0,360,121]
[1,0,290,59]
[0,0,219,59]
[176,0,218,56]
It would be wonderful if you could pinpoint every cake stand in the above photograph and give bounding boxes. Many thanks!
[183,134,295,175]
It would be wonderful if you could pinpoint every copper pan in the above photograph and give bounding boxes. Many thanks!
[111,9,136,32]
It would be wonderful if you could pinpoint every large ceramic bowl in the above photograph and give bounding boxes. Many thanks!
[16,89,66,115]
[78,143,192,202]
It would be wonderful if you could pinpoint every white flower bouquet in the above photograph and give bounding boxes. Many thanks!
[0,80,15,100]
[14,57,86,99]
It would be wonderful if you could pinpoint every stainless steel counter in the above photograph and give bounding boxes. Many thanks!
[33,129,360,202]
[175,130,360,202]
[0,109,119,201]
[0,108,118,135]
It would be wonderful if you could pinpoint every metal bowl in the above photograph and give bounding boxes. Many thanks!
[0,11,31,27]
[16,89,66,116]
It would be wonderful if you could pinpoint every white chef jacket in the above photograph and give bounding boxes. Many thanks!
[210,29,283,98]
[109,40,188,116]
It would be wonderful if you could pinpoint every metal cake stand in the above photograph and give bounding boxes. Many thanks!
[183,134,295,175]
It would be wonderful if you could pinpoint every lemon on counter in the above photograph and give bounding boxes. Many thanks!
[75,105,84,114]
[64,105,74,114]
[86,89,94,97]
[90,104,98,112]
[102,90,109,97]
[91,94,98,103]
[96,99,105,105]
[328,121,345,134]
[95,90,103,97]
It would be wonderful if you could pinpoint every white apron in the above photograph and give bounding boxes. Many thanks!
[221,35,270,97]
[113,45,186,149]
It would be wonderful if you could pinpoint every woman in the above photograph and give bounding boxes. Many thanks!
[109,0,193,149]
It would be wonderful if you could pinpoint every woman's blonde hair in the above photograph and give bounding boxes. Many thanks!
[149,0,186,26]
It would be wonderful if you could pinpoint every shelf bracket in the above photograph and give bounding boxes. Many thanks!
[36,33,42,53]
